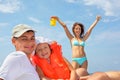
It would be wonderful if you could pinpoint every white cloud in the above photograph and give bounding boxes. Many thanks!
[91,31,120,45]
[83,0,120,16]
[103,17,120,23]
[28,17,41,23]
[0,23,8,27]
[0,0,21,13]
[0,37,4,42]
[65,0,79,3]
[65,0,120,17]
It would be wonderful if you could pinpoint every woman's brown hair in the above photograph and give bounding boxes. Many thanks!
[72,22,85,38]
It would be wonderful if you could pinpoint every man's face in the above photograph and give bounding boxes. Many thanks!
[12,31,36,55]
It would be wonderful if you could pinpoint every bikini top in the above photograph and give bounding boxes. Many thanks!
[72,39,85,47]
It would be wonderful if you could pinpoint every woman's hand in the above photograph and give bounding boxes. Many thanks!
[51,16,59,21]
[96,15,101,21]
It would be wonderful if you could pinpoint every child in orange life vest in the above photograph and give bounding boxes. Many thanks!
[32,41,88,80]
[32,41,77,80]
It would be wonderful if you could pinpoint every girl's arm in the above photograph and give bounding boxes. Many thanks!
[51,16,74,40]
[36,66,50,80]
[63,57,77,80]
[83,15,101,41]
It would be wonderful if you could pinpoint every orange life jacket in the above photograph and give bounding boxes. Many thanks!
[32,42,70,79]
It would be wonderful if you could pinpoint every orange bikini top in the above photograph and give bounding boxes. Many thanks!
[32,42,70,79]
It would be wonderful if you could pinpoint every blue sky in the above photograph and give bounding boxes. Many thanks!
[0,0,120,73]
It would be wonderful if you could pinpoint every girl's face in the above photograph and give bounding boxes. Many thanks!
[74,25,81,37]
[36,43,51,59]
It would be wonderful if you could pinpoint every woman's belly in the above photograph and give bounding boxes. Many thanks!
[72,46,86,58]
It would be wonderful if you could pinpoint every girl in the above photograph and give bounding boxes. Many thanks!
[32,41,88,80]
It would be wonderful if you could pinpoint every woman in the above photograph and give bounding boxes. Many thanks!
[51,16,101,70]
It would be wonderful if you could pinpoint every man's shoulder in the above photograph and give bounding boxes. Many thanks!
[0,51,28,69]
[6,51,27,62]
[9,51,26,57]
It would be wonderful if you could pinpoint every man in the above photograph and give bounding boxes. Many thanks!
[0,24,40,80]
